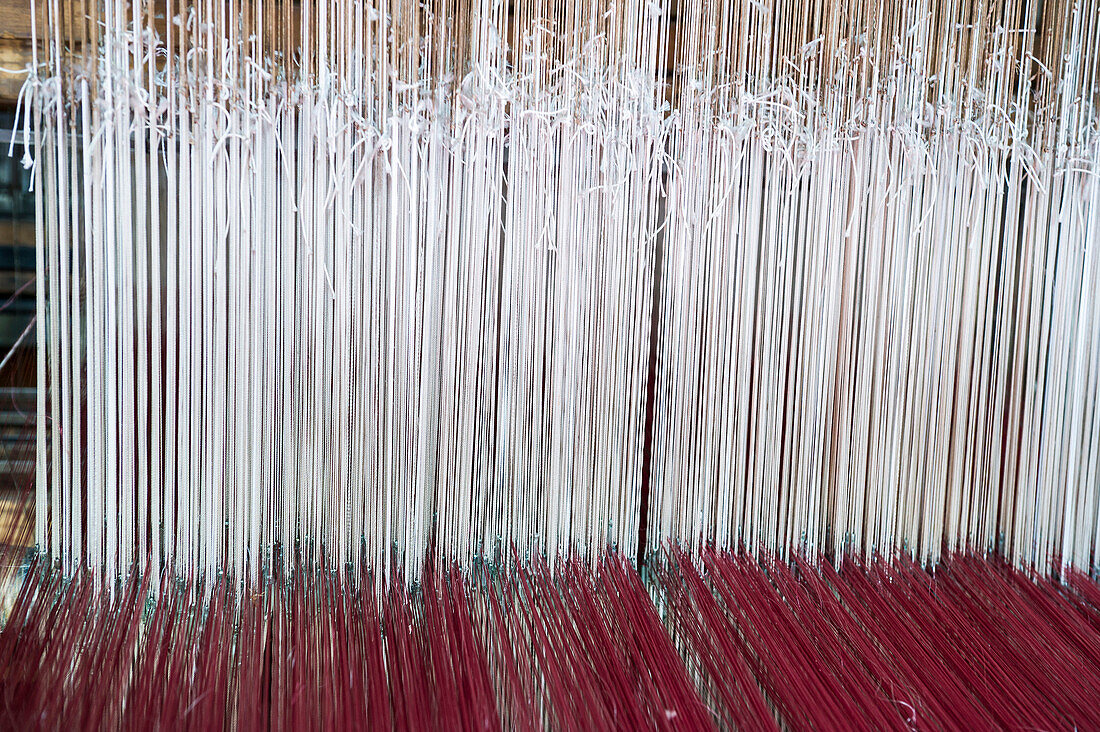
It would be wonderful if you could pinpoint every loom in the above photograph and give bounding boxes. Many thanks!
[1,0,1099,727]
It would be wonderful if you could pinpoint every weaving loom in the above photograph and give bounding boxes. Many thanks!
[1,0,1100,727]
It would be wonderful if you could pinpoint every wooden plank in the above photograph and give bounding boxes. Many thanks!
[0,39,30,106]
[0,0,34,42]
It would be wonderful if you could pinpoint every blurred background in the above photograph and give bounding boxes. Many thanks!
[0,0,39,559]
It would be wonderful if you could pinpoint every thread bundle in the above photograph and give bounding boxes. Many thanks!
[9,2,1100,727]
[22,0,1100,584]
[4,550,1100,729]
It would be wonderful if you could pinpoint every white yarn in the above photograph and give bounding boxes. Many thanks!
[25,0,1100,583]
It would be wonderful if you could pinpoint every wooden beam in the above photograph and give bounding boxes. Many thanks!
[0,0,34,42]
[0,40,30,107]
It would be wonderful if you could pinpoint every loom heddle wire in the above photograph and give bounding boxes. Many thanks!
[16,0,1100,586]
